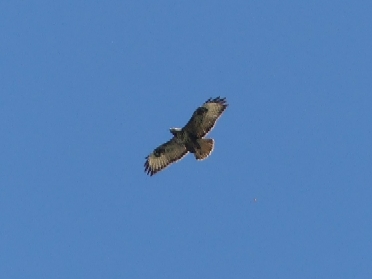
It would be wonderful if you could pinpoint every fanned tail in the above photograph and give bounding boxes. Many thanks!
[194,139,214,160]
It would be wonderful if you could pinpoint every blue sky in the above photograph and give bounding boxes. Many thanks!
[1,1,371,278]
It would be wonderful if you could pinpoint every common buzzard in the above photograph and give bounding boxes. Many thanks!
[144,97,228,176]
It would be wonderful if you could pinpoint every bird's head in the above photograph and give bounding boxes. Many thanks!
[169,127,182,136]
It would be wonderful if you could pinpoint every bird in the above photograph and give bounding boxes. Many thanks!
[144,97,228,176]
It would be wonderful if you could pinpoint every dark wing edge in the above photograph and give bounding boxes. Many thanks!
[144,138,188,176]
[184,96,228,138]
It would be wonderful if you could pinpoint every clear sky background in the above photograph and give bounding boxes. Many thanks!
[1,1,371,278]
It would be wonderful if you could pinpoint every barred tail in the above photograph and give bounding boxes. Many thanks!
[194,139,214,160]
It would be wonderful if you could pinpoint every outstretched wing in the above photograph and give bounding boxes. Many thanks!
[184,97,228,138]
[144,138,188,176]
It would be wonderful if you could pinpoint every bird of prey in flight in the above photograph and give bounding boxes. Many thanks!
[144,97,228,176]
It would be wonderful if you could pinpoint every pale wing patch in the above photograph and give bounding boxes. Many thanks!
[144,138,188,176]
[184,97,228,138]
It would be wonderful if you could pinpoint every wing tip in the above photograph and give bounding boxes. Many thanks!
[144,159,156,176]
[206,96,228,107]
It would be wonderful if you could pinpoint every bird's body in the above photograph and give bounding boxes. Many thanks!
[170,128,198,153]
[144,97,228,176]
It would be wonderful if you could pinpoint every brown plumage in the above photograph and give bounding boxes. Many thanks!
[144,97,228,176]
